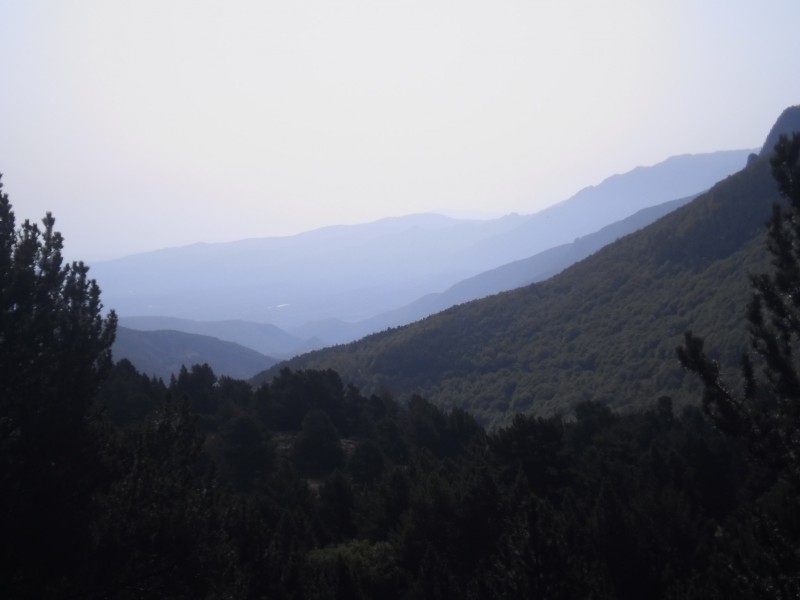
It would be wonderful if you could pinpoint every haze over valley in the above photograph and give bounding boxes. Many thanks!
[99,147,753,374]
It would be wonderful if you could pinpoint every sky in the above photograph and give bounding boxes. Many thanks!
[1,1,799,261]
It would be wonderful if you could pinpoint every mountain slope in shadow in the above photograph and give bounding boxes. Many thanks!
[255,121,788,428]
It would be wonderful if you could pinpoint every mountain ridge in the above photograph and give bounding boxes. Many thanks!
[94,149,753,339]
[292,194,698,346]
[255,147,779,427]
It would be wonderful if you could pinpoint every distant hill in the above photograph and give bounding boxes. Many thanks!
[91,150,752,333]
[113,327,278,381]
[119,316,320,358]
[460,149,756,268]
[255,126,789,428]
[91,213,526,329]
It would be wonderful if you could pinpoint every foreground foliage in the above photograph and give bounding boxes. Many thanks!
[48,359,773,598]
[10,349,793,599]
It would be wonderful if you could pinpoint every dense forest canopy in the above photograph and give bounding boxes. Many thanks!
[1,129,800,597]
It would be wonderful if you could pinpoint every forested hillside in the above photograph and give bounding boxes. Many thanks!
[260,148,777,427]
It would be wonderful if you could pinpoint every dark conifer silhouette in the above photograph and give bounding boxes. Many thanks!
[0,174,117,596]
[679,134,800,481]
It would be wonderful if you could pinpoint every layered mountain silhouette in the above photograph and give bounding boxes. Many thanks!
[457,150,754,268]
[257,106,800,427]
[293,194,697,345]
[98,148,752,357]
[92,213,526,330]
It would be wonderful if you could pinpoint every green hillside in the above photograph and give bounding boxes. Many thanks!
[256,153,779,428]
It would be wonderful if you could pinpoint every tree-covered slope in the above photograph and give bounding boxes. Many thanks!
[256,152,778,428]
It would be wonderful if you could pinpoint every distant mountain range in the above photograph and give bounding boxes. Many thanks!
[117,195,700,353]
[93,212,526,329]
[256,106,800,427]
[99,148,753,360]
[454,149,756,269]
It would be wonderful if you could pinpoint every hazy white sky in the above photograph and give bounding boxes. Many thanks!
[1,0,799,260]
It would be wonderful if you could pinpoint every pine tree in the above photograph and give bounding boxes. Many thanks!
[678,134,800,596]
[0,175,118,595]
[678,134,800,482]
